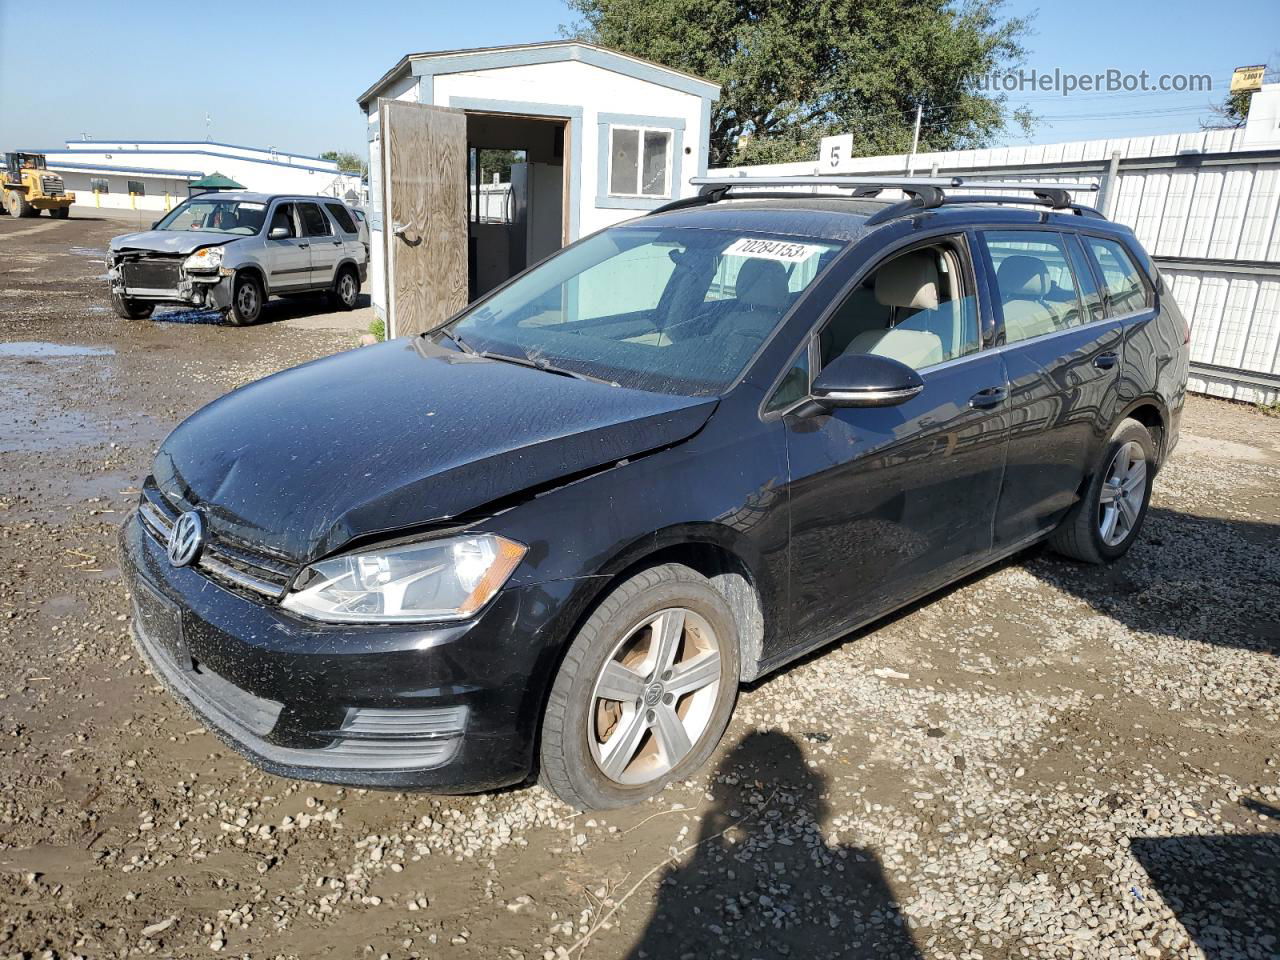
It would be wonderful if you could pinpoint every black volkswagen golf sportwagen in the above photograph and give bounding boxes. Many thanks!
[120,177,1190,810]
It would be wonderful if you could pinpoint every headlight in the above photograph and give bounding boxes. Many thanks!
[281,534,526,623]
[183,246,224,272]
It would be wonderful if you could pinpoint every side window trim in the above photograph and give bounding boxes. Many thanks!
[1064,232,1106,324]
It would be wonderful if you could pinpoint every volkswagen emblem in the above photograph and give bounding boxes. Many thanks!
[167,510,205,567]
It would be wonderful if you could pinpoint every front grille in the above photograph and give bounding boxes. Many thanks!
[40,175,65,197]
[121,258,182,291]
[138,480,298,599]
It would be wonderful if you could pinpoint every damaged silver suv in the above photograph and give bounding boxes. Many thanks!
[106,192,368,325]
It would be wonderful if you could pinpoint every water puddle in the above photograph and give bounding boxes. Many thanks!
[0,341,115,358]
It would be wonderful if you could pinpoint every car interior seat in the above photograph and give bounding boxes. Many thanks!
[995,255,1060,341]
[848,250,946,369]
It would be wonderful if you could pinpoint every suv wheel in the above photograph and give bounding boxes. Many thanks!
[329,267,359,311]
[110,292,154,320]
[1050,417,1155,564]
[540,563,739,810]
[226,273,263,326]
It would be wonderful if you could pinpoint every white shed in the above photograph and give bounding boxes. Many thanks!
[357,41,720,335]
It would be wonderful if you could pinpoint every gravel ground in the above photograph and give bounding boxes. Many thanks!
[1,214,1278,960]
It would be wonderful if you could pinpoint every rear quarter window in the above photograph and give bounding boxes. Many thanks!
[1083,235,1153,316]
[325,202,358,234]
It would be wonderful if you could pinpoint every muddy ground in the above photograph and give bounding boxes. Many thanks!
[1,214,1278,960]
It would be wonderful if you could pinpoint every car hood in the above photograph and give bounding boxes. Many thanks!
[110,230,236,255]
[151,338,718,563]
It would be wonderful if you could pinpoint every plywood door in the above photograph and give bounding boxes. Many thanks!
[379,99,468,338]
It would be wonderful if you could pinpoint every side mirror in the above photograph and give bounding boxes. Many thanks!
[809,353,924,408]
[268,225,291,240]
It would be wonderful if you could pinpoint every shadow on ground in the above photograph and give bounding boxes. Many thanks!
[1131,802,1280,959]
[1028,506,1280,657]
[154,292,371,327]
[624,731,921,960]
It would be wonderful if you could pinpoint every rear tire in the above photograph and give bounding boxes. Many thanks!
[539,563,740,810]
[1049,417,1155,564]
[328,267,359,311]
[110,292,154,320]
[225,273,264,326]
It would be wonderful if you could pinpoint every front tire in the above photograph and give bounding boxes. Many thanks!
[110,292,154,320]
[51,207,70,219]
[540,563,740,810]
[225,273,264,326]
[1050,418,1155,564]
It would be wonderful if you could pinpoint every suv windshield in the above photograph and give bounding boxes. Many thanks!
[155,197,268,235]
[446,226,842,395]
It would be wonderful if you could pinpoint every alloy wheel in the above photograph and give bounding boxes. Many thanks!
[587,607,722,785]
[1098,440,1147,546]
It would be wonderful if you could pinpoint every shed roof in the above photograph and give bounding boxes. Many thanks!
[189,171,245,189]
[358,41,720,110]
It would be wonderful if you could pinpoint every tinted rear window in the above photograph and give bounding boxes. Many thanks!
[299,202,331,237]
[325,202,358,234]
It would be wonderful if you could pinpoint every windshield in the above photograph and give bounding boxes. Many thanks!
[445,226,842,395]
[154,197,268,235]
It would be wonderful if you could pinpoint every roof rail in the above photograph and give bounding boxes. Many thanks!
[649,175,1101,224]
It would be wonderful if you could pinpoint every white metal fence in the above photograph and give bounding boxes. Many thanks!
[714,129,1280,404]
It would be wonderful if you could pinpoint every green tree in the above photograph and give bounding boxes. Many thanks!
[478,149,521,183]
[1203,64,1275,130]
[321,150,367,176]
[563,0,1035,166]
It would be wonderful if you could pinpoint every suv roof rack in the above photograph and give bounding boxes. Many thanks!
[651,175,1102,225]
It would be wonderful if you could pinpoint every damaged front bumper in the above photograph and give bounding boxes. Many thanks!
[107,252,234,310]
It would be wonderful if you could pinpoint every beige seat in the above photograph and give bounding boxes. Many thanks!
[851,250,945,369]
[996,256,1059,342]
[710,258,792,342]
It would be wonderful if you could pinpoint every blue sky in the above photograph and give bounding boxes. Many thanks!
[1,0,1276,158]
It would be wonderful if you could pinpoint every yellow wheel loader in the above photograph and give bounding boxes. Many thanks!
[3,153,75,218]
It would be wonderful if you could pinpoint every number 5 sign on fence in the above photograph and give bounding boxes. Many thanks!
[819,134,853,171]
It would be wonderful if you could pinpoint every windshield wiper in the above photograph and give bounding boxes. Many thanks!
[434,329,478,355]
[477,348,619,387]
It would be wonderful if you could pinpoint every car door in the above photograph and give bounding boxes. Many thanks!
[779,235,1010,653]
[976,227,1124,548]
[297,201,339,288]
[263,202,312,291]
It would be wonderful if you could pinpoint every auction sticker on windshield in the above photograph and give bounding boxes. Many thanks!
[723,237,825,263]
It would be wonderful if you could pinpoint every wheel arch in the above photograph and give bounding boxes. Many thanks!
[234,262,268,297]
[1116,396,1169,467]
[583,522,774,683]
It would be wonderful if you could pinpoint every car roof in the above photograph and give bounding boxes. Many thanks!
[638,195,1132,245]
[189,191,352,205]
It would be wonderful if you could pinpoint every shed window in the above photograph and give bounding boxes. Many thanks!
[608,127,671,198]
[127,180,145,196]
[90,177,109,194]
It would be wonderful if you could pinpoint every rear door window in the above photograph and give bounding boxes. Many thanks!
[324,202,358,234]
[298,202,332,238]
[980,230,1085,343]
[1082,235,1152,316]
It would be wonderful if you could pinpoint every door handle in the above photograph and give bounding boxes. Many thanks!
[298,242,309,249]
[1093,351,1119,370]
[331,240,342,246]
[393,222,422,246]
[968,386,1007,409]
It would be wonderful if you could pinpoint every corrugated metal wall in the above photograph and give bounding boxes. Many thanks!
[716,129,1280,404]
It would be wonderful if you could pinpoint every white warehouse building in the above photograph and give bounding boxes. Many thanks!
[19,139,364,215]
